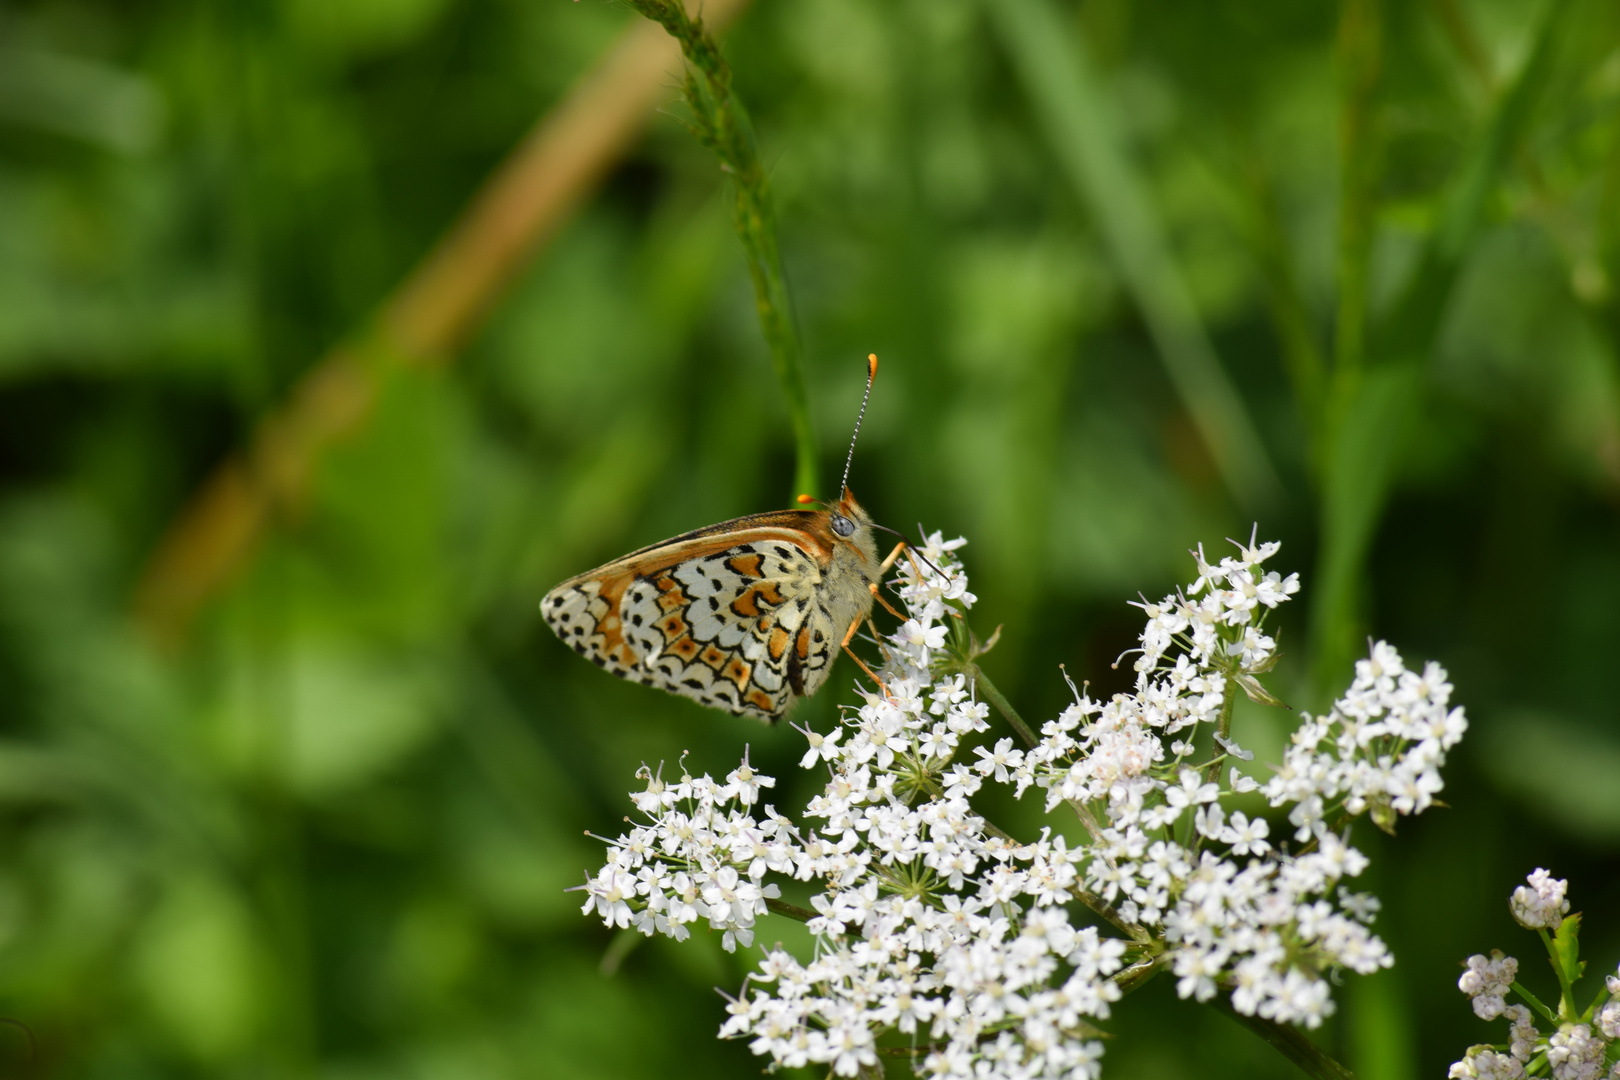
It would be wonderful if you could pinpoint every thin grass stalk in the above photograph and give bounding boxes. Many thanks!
[1378,0,1571,357]
[1332,0,1382,398]
[983,0,1282,512]
[625,0,819,501]
[1308,0,1572,696]
[1240,151,1328,439]
[1425,0,1496,92]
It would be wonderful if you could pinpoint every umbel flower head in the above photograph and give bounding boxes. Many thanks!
[1451,871,1620,1080]
[578,531,1467,1079]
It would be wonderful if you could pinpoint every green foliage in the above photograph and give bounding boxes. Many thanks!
[1554,914,1587,994]
[0,0,1618,1077]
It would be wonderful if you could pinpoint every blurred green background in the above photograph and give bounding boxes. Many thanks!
[1,0,1618,1076]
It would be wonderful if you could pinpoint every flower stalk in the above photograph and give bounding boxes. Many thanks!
[765,897,816,922]
[968,662,1039,749]
[1213,996,1358,1080]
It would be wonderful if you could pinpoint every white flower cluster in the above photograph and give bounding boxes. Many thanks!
[1452,1010,1615,1080]
[1459,950,1519,1020]
[1511,867,1571,930]
[1264,639,1467,838]
[1005,537,1460,1029]
[1450,872,1620,1080]
[722,535,1133,1080]
[578,752,786,953]
[579,532,1469,1079]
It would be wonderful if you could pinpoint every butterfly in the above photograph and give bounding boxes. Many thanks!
[541,355,908,722]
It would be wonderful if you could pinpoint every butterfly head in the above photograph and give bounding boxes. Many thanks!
[823,487,880,600]
[828,487,871,539]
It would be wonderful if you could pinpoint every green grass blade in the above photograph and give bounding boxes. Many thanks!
[1309,0,1572,692]
[1333,0,1382,386]
[985,0,1283,511]
[1377,0,1572,361]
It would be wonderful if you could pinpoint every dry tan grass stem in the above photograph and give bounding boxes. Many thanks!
[133,0,751,642]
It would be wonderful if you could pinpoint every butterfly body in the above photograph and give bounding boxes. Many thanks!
[542,492,879,721]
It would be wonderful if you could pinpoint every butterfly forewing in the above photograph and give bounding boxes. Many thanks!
[542,513,856,721]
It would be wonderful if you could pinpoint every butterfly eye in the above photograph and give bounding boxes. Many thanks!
[830,514,856,538]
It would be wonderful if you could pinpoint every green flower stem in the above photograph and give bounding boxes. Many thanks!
[1201,673,1239,788]
[875,1018,1070,1060]
[965,666,1152,943]
[967,660,1097,856]
[766,896,817,922]
[1210,996,1358,1080]
[599,927,645,976]
[1513,980,1560,1026]
[1538,927,1578,1018]
[968,663,1039,749]
[1113,956,1164,996]
[623,0,818,500]
[1071,887,1147,943]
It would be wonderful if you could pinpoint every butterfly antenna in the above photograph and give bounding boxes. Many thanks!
[838,354,878,497]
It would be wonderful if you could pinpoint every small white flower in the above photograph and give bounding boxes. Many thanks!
[1510,868,1570,930]
[1221,811,1270,856]
[1165,768,1219,810]
[583,865,637,928]
[1459,951,1518,1020]
[896,618,948,664]
[1214,731,1254,761]
[727,749,776,806]
[1173,944,1229,1002]
[1547,1023,1605,1080]
[973,737,1024,783]
[1506,1004,1539,1062]
[1229,766,1259,793]
[1596,1001,1620,1040]
[1449,1048,1527,1080]
[794,722,843,769]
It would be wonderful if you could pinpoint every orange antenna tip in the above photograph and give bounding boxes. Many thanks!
[795,493,816,504]
[867,353,878,378]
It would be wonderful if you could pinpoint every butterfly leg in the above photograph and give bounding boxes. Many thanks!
[868,581,905,621]
[840,615,890,698]
[866,617,899,670]
[861,615,900,683]
[864,540,910,621]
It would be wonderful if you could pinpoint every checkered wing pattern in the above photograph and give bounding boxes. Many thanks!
[543,534,845,721]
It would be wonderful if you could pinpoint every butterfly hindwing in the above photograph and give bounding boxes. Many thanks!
[543,520,851,721]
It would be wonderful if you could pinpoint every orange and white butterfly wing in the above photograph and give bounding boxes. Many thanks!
[543,514,854,721]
